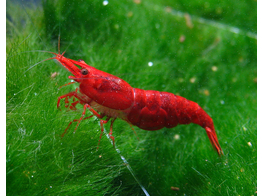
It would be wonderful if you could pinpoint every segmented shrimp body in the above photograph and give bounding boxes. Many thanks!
[49,52,222,155]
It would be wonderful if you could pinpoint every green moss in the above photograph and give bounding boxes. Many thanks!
[7,0,256,195]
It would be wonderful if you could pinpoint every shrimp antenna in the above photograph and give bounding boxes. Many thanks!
[58,35,67,56]
[24,57,56,73]
[58,35,61,55]
[31,50,58,55]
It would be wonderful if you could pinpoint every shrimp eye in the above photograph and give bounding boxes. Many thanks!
[78,59,84,62]
[81,69,88,75]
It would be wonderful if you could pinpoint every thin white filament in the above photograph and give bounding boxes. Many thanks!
[103,128,150,196]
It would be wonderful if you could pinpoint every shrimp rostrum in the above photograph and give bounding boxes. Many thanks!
[48,51,222,156]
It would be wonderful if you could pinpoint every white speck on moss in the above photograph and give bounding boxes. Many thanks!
[174,134,180,140]
[103,0,108,6]
[211,66,218,71]
[190,77,196,83]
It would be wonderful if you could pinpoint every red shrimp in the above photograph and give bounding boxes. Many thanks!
[47,51,223,155]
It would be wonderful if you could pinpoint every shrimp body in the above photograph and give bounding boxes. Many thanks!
[51,52,222,155]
